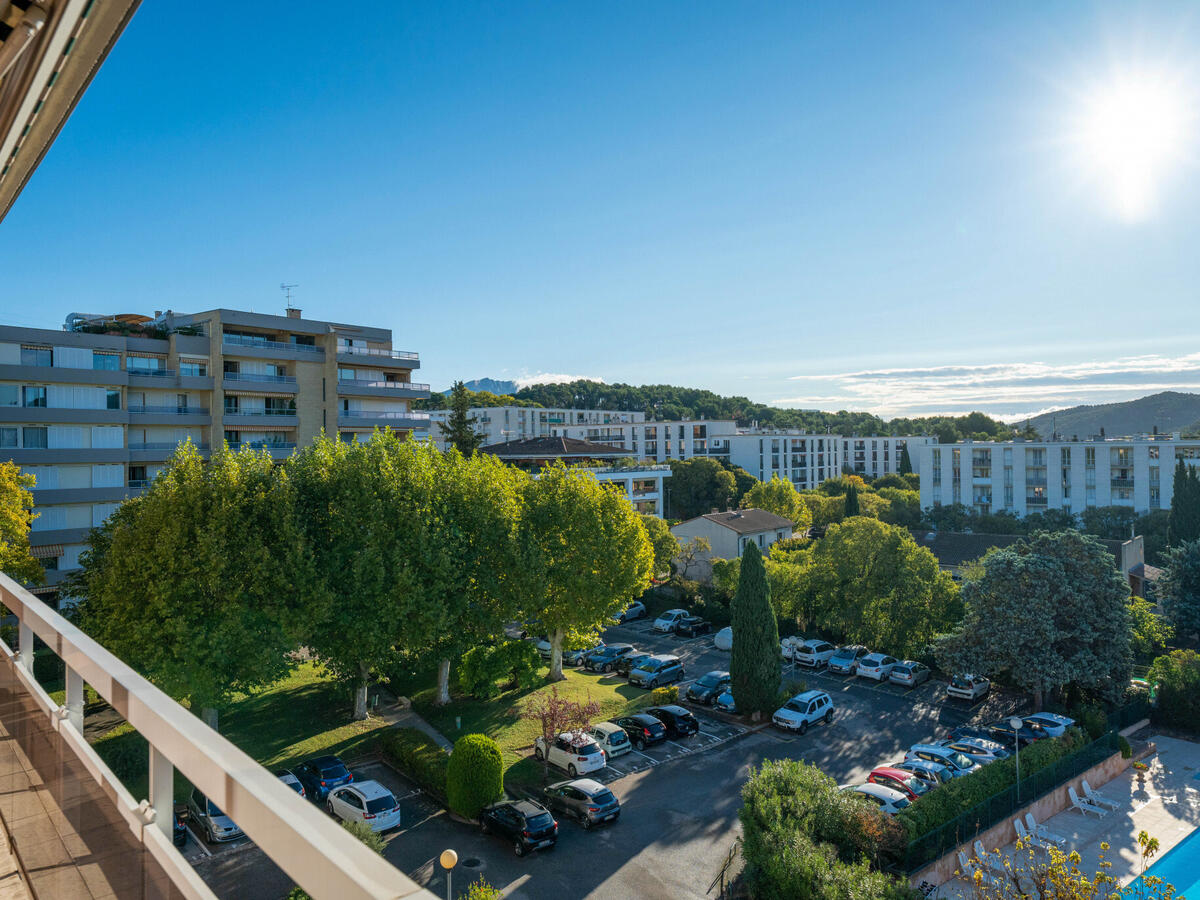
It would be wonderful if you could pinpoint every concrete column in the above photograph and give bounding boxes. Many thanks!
[149,744,174,839]
[65,665,85,732]
[17,619,32,672]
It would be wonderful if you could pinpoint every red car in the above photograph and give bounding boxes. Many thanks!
[867,766,932,801]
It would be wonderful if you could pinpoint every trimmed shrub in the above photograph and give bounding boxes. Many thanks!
[650,685,679,704]
[446,733,503,819]
[377,727,449,800]
[340,818,385,854]
[1118,734,1132,759]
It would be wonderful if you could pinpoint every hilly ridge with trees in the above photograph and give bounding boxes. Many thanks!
[1025,391,1200,439]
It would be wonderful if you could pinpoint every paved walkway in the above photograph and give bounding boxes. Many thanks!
[376,696,454,752]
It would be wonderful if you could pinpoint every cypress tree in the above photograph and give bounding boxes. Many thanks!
[898,445,914,475]
[844,482,861,518]
[1169,460,1200,546]
[729,542,781,720]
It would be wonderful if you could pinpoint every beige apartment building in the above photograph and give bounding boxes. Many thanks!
[2,307,429,597]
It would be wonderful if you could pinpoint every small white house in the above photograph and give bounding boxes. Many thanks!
[670,509,794,580]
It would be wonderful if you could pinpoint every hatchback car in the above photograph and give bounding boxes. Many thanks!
[828,645,870,675]
[713,626,733,651]
[276,769,306,798]
[563,642,605,667]
[543,779,621,829]
[946,673,990,701]
[479,799,558,856]
[645,705,699,738]
[628,655,685,688]
[686,670,731,705]
[325,779,402,832]
[793,639,837,669]
[868,766,932,801]
[534,636,553,659]
[613,713,667,750]
[893,758,953,788]
[938,737,1010,764]
[713,688,737,713]
[534,733,608,776]
[772,690,834,734]
[589,721,632,758]
[652,609,689,633]
[584,643,637,673]
[889,660,931,688]
[294,755,353,801]
[841,783,911,815]
[856,653,899,682]
[675,614,711,637]
[779,635,805,660]
[1023,712,1076,737]
[616,652,654,678]
[975,719,1048,747]
[905,744,981,778]
[188,788,243,843]
[612,601,646,624]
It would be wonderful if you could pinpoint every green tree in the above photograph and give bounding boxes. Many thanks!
[1128,597,1174,661]
[438,380,486,455]
[666,457,736,520]
[1081,505,1137,540]
[799,492,845,529]
[1157,538,1200,640]
[877,487,921,528]
[898,445,914,475]
[729,542,780,719]
[74,444,309,728]
[1148,649,1200,733]
[523,464,653,680]
[1168,459,1200,545]
[727,464,759,506]
[741,475,813,531]
[844,481,860,517]
[1136,509,1171,566]
[641,514,679,578]
[446,734,503,818]
[0,461,42,584]
[936,531,1132,707]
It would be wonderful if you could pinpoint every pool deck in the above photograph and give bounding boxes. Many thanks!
[948,734,1200,896]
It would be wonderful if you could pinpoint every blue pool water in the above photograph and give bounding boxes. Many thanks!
[1126,825,1200,897]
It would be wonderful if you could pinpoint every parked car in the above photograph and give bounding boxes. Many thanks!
[613,712,668,750]
[856,653,900,682]
[294,755,353,801]
[612,601,646,624]
[892,758,954,788]
[938,737,1010,765]
[771,690,834,734]
[889,660,931,688]
[868,766,933,801]
[479,799,558,857]
[954,720,1048,749]
[905,744,981,778]
[779,636,806,660]
[276,770,306,798]
[713,626,733,651]
[686,670,731,705]
[589,722,632,758]
[173,806,188,847]
[1022,712,1076,737]
[188,788,243,843]
[584,643,637,673]
[534,637,553,660]
[840,783,911,815]
[325,779,402,833]
[946,674,990,701]
[543,779,621,829]
[615,652,654,678]
[645,705,699,738]
[534,733,608,776]
[793,639,837,669]
[564,642,605,667]
[628,654,685,688]
[676,614,712,637]
[713,688,738,713]
[828,645,870,675]
[652,609,689,633]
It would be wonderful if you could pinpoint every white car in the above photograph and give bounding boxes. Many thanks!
[534,733,608,776]
[771,690,834,734]
[533,636,553,660]
[840,783,911,815]
[905,744,981,778]
[1023,712,1075,737]
[325,779,402,833]
[856,653,899,681]
[613,601,646,624]
[653,609,689,633]
[276,769,305,798]
[713,626,733,651]
[946,674,990,701]
[938,737,1010,764]
[589,722,632,758]
[793,639,837,669]
[779,636,805,660]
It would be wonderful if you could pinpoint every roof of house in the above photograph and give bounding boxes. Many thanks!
[909,531,1127,570]
[675,509,795,535]
[478,436,633,459]
[1131,563,1164,582]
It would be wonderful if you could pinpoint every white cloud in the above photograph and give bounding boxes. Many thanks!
[513,372,606,389]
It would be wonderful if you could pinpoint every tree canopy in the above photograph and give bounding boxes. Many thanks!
[439,380,486,455]
[666,457,736,520]
[0,461,42,585]
[1169,459,1200,545]
[741,475,813,531]
[1157,538,1200,640]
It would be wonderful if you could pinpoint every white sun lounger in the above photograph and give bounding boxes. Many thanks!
[974,840,1008,877]
[1082,779,1119,811]
[1014,817,1052,853]
[1069,785,1106,817]
[1025,812,1067,847]
[958,849,1000,887]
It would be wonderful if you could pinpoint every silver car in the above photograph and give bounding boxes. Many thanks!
[889,661,931,688]
[188,788,242,843]
[543,778,620,829]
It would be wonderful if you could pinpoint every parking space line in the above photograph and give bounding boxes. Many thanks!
[665,740,691,753]
[697,730,720,739]
[628,748,656,762]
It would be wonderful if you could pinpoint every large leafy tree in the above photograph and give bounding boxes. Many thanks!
[730,542,780,719]
[0,461,42,584]
[666,457,736,520]
[74,444,310,728]
[741,475,813,532]
[1128,596,1174,661]
[439,380,486,456]
[1080,505,1137,540]
[936,531,1132,707]
[640,514,679,578]
[1157,538,1200,640]
[522,464,653,680]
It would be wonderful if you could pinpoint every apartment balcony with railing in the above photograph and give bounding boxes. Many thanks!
[128,405,210,416]
[337,410,431,429]
[222,333,324,355]
[222,372,298,386]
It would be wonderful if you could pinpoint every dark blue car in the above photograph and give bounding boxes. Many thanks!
[294,755,353,801]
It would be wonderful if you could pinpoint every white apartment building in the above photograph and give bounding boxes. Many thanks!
[919,435,1200,517]
[840,435,935,479]
[725,432,932,490]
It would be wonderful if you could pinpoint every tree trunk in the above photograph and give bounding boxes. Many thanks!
[435,658,452,706]
[1033,688,1043,711]
[549,628,565,681]
[201,707,219,731]
[352,662,370,720]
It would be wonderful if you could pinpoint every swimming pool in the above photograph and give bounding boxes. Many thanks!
[1125,825,1200,896]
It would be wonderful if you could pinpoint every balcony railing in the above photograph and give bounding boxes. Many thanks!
[127,479,150,489]
[128,405,210,415]
[1025,477,1048,487]
[1111,477,1135,487]
[340,411,431,421]
[337,346,419,360]
[223,408,297,417]
[227,441,297,451]
[337,379,431,392]
[1025,496,1049,506]
[223,334,323,354]
[127,367,174,378]
[223,372,298,384]
[129,442,210,451]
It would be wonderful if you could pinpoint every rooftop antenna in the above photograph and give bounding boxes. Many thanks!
[280,282,299,311]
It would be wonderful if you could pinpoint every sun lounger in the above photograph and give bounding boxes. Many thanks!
[1025,812,1067,847]
[1069,785,1105,817]
[1082,779,1119,811]
[958,849,1000,887]
[974,840,1008,877]
[1014,817,1052,853]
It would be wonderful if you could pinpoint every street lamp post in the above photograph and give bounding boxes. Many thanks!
[1009,716,1023,804]
[439,849,458,900]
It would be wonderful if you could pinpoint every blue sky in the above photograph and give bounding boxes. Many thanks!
[3,2,1199,419]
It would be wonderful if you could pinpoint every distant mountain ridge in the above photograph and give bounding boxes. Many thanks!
[1027,391,1200,439]
[440,378,519,396]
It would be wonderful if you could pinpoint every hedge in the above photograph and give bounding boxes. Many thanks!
[446,734,503,819]
[376,727,449,801]
[649,685,679,704]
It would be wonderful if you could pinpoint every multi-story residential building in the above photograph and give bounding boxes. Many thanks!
[2,308,429,597]
[919,435,1200,518]
[725,432,930,489]
[839,435,935,479]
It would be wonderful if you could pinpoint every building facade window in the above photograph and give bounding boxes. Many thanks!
[106,390,121,410]
[20,347,52,367]
[22,426,47,449]
[93,353,120,371]
[0,428,16,447]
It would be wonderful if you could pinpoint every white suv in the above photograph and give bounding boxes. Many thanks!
[793,639,837,669]
[325,779,402,832]
[653,609,689,633]
[534,733,608,776]
[772,690,834,734]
